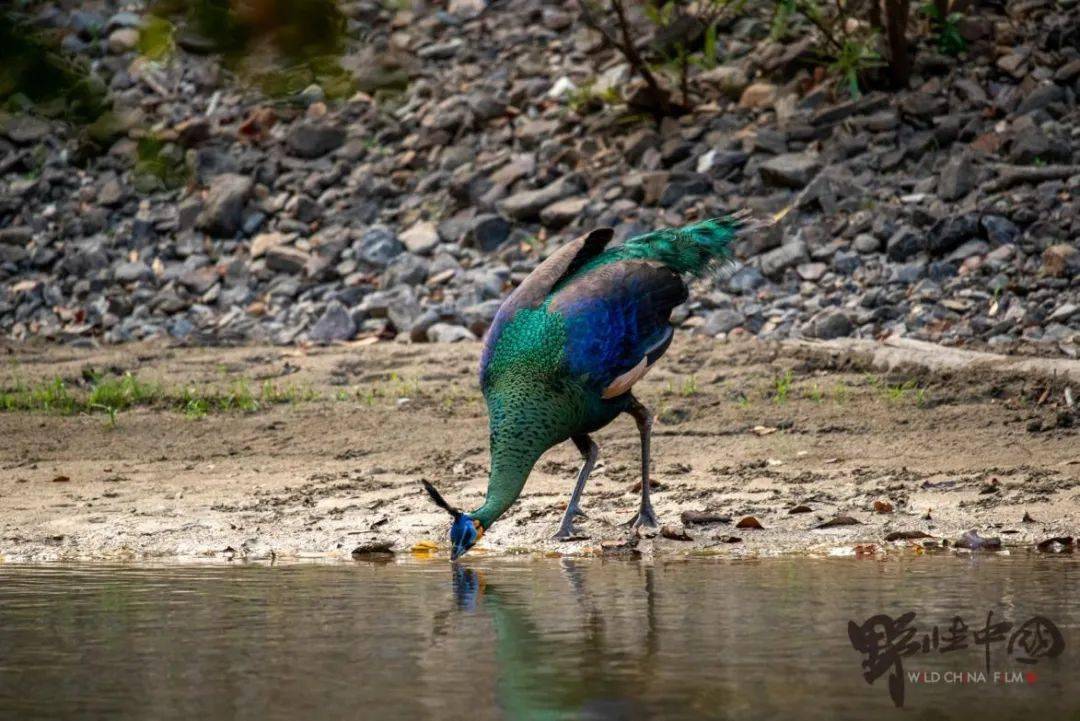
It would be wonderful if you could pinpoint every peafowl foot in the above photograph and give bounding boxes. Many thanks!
[626,504,660,531]
[554,520,588,541]
[554,504,589,541]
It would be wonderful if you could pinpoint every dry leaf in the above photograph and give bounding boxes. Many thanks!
[817,515,861,529]
[660,525,692,541]
[873,500,894,514]
[884,530,933,541]
[410,540,439,555]
[680,510,731,526]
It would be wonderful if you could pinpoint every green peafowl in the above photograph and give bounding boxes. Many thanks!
[421,215,753,559]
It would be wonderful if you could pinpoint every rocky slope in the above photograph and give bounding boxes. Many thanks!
[0,0,1078,356]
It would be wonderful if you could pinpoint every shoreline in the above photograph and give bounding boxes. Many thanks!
[2,336,1077,563]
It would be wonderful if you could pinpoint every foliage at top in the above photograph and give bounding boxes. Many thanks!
[0,9,110,123]
[145,0,356,98]
[577,0,971,116]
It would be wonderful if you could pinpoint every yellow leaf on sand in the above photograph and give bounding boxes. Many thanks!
[411,540,439,555]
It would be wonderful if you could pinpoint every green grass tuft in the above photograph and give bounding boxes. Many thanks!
[773,370,793,404]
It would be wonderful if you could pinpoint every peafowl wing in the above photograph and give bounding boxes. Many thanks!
[480,228,613,385]
[549,259,687,398]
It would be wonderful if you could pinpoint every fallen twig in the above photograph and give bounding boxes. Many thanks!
[987,164,1080,192]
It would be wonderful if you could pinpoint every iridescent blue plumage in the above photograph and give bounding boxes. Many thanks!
[426,217,751,557]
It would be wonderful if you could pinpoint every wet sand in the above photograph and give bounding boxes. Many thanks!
[1,336,1077,562]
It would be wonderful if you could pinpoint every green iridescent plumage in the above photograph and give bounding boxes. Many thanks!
[559,216,738,281]
[468,217,744,532]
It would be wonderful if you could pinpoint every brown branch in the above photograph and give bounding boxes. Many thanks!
[609,0,674,114]
[883,0,911,87]
[794,0,844,52]
[577,0,676,116]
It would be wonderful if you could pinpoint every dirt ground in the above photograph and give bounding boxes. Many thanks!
[0,335,1077,563]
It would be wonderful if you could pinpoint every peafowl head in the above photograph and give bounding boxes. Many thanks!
[421,480,484,560]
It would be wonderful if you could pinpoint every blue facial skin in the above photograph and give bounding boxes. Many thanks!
[450,513,479,560]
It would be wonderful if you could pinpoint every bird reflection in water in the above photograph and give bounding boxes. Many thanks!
[434,561,662,720]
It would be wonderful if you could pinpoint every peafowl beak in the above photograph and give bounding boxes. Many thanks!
[421,480,483,560]
[450,514,482,560]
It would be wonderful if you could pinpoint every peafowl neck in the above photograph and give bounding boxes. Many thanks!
[472,378,576,529]
[472,446,540,529]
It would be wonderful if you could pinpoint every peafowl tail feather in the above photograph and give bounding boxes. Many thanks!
[615,214,753,276]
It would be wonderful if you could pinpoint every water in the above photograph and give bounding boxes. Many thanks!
[0,556,1077,720]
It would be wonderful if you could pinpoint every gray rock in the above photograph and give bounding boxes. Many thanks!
[758,153,822,189]
[399,221,440,255]
[196,174,252,237]
[113,261,152,283]
[3,116,51,145]
[98,177,126,207]
[467,214,512,252]
[938,154,976,201]
[1048,303,1078,322]
[886,226,922,261]
[832,250,860,275]
[805,311,854,339]
[60,238,109,276]
[293,195,321,223]
[386,290,421,332]
[426,323,478,343]
[539,197,588,227]
[105,10,140,31]
[1009,131,1070,165]
[1014,83,1065,116]
[308,301,356,343]
[357,226,405,267]
[796,262,828,281]
[701,309,744,335]
[0,244,28,264]
[0,226,32,245]
[287,122,346,158]
[418,39,464,60]
[981,215,1019,245]
[946,240,989,262]
[460,299,502,336]
[760,241,808,278]
[265,245,310,273]
[192,147,239,184]
[926,214,979,256]
[107,27,139,54]
[890,261,926,283]
[659,176,711,207]
[498,176,582,221]
[852,233,880,254]
[383,253,429,286]
[180,267,219,294]
[724,266,765,293]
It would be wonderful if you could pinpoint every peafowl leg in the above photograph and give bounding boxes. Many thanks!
[555,434,597,540]
[626,396,660,530]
